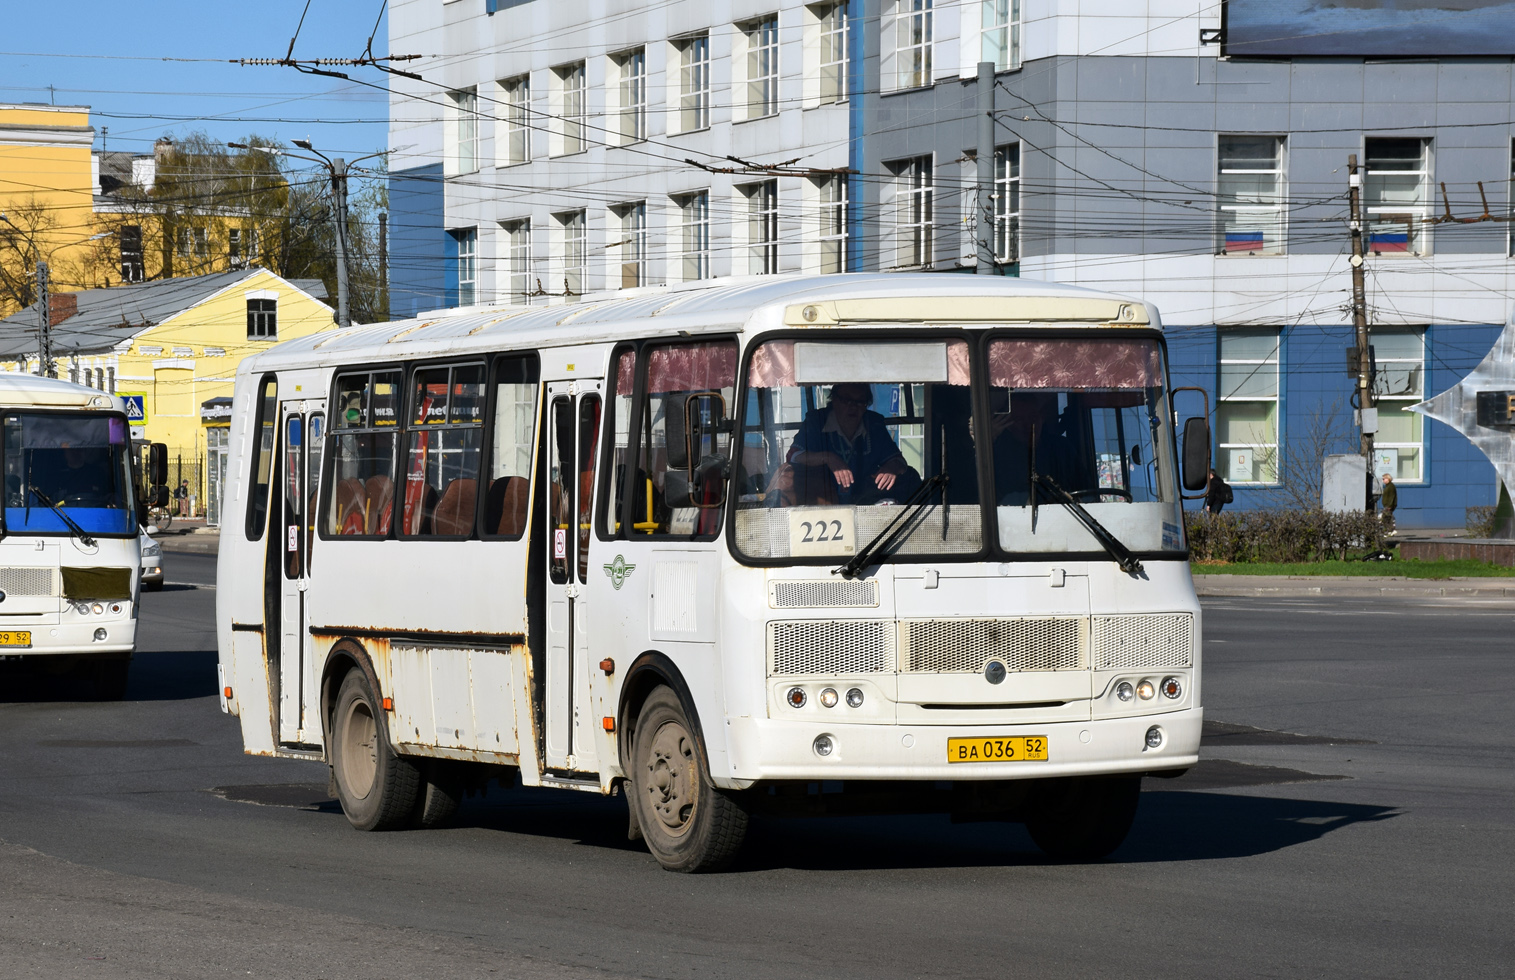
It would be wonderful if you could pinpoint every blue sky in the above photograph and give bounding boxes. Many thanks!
[1,1,391,161]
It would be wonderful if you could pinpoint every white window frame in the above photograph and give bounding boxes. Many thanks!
[742,180,779,274]
[611,48,646,145]
[612,201,648,288]
[455,228,478,306]
[809,173,847,273]
[890,155,934,268]
[1370,326,1426,483]
[502,218,533,305]
[675,192,710,282]
[994,142,1019,263]
[498,75,532,166]
[551,62,587,156]
[450,87,479,174]
[1218,135,1286,256]
[1217,328,1281,486]
[893,0,933,91]
[980,0,1020,71]
[816,2,848,104]
[556,210,587,297]
[737,15,780,121]
[1364,136,1432,256]
[673,33,711,134]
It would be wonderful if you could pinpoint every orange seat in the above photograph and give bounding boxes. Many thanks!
[433,477,478,536]
[486,476,530,536]
[335,478,367,535]
[365,475,394,535]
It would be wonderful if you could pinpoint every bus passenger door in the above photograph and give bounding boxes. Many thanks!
[542,380,603,772]
[277,403,321,744]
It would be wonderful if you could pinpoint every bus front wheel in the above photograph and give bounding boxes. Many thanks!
[330,669,421,831]
[1024,775,1141,861]
[628,687,748,873]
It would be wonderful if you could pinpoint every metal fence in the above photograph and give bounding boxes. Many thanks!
[163,451,206,519]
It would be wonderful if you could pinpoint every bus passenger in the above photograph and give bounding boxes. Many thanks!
[787,383,911,504]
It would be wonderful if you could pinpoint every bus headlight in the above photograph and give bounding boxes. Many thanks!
[1115,681,1135,702]
[1136,680,1156,701]
[813,734,835,757]
[1161,676,1183,699]
[91,603,104,616]
[93,628,107,642]
[819,688,839,708]
[786,687,807,709]
[1145,726,1164,750]
[845,688,864,708]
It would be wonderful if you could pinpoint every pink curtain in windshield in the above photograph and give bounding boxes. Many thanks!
[614,349,636,395]
[646,341,737,393]
[989,339,1162,390]
[747,340,970,387]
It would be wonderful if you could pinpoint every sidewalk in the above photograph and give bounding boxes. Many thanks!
[149,522,221,555]
[1193,574,1515,598]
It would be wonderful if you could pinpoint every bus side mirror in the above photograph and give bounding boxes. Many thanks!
[1182,417,1210,492]
[149,443,168,486]
[151,486,170,508]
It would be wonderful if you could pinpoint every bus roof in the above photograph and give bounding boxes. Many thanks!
[238,273,1157,376]
[0,372,125,410]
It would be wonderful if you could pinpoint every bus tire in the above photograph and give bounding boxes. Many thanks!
[330,669,421,831]
[1024,775,1141,861]
[628,686,747,873]
[411,760,463,829]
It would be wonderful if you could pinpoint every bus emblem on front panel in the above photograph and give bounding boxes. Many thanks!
[603,555,636,590]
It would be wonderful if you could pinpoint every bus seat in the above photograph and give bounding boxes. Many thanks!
[486,476,530,536]
[365,475,394,535]
[335,478,366,535]
[433,477,477,536]
[402,484,439,536]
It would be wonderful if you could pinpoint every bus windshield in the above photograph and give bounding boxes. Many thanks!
[2,413,136,536]
[732,334,1184,564]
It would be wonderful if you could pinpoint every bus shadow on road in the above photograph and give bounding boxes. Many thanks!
[0,649,219,703]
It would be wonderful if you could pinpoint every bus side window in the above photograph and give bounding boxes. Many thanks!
[637,340,737,538]
[483,355,540,539]
[245,375,277,541]
[600,346,636,538]
[321,370,400,538]
[401,363,485,538]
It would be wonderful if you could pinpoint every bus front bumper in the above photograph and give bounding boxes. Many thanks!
[718,708,1202,789]
[0,620,137,658]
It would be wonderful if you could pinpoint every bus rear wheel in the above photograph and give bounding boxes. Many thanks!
[330,669,421,831]
[628,687,748,873]
[1024,775,1141,861]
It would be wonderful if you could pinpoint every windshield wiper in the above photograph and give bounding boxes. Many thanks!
[1031,472,1142,576]
[27,486,96,548]
[834,470,948,580]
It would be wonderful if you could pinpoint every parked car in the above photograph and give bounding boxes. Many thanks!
[140,532,163,592]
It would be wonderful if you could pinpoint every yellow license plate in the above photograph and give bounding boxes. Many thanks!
[0,631,32,647]
[947,736,1048,763]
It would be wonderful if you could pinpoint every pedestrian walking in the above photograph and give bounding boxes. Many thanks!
[1205,468,1233,515]
[1379,472,1397,531]
[174,479,190,518]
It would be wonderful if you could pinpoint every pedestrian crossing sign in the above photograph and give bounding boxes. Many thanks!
[120,393,147,426]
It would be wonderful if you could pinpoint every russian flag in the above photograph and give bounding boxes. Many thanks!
[1224,232,1265,252]
[1370,232,1409,253]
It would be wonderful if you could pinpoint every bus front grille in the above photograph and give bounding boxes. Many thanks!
[0,567,56,597]
[1091,614,1193,669]
[769,580,879,609]
[768,620,894,675]
[900,617,1087,673]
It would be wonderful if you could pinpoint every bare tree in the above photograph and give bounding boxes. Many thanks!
[1259,397,1356,510]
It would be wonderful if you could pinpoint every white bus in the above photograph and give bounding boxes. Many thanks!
[217,275,1209,871]
[0,374,166,698]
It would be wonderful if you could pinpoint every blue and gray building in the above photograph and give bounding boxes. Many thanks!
[388,0,1515,526]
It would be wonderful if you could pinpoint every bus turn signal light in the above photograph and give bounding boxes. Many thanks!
[381,697,393,711]
[223,686,233,700]
[599,658,615,674]
[602,717,615,732]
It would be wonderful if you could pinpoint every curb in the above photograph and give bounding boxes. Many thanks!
[158,535,221,555]
[1193,575,1515,598]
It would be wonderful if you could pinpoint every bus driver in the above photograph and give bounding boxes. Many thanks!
[786,382,912,505]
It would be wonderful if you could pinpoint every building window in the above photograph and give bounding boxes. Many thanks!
[890,156,934,268]
[107,367,115,393]
[119,225,144,282]
[450,87,479,174]
[229,229,243,267]
[675,192,710,282]
[503,219,533,305]
[500,75,531,165]
[743,180,779,274]
[740,15,780,120]
[994,143,1020,263]
[553,62,587,155]
[1217,328,1280,485]
[557,210,587,296]
[247,298,277,339]
[612,48,646,144]
[814,174,847,273]
[613,201,647,288]
[177,226,207,259]
[814,2,848,104]
[453,228,478,306]
[1371,327,1425,482]
[897,0,933,90]
[675,33,711,133]
[1364,137,1431,255]
[981,0,1020,70]
[1218,136,1285,255]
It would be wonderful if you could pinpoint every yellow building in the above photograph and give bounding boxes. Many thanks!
[0,267,336,522]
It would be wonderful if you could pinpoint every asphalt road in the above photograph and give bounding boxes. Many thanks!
[0,557,1511,979]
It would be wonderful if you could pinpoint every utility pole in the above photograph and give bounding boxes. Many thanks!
[332,157,351,327]
[377,211,388,319]
[1348,154,1374,507]
[976,61,996,275]
[35,261,52,378]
